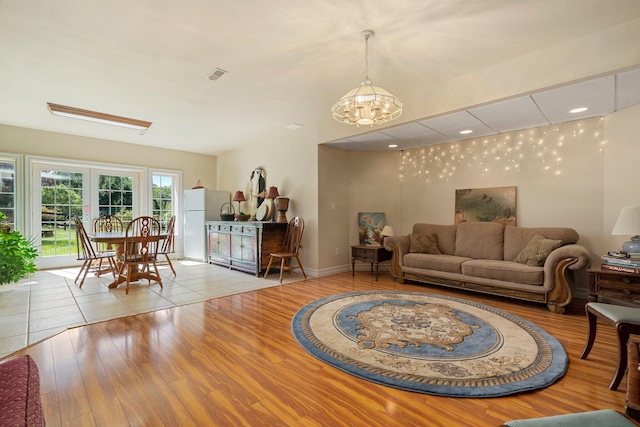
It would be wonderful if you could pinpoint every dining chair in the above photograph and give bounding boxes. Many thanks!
[74,217,117,287]
[264,216,306,283]
[117,216,163,294]
[156,215,176,276]
[93,215,123,273]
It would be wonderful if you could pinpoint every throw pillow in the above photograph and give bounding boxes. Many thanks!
[409,233,441,254]
[514,234,562,267]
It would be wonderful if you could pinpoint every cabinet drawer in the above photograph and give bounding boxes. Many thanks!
[352,248,373,261]
[231,225,256,233]
[595,273,640,295]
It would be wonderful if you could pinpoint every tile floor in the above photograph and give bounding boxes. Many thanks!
[0,260,304,359]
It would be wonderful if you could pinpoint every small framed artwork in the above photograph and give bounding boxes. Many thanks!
[454,186,516,225]
[358,212,386,245]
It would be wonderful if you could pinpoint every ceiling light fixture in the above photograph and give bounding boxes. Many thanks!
[388,144,398,148]
[331,30,403,127]
[569,107,588,114]
[460,130,473,135]
[47,103,152,131]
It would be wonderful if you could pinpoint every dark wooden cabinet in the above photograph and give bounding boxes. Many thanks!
[588,265,640,306]
[206,221,287,276]
[351,244,392,281]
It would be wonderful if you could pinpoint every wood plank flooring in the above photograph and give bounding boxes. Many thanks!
[7,272,638,426]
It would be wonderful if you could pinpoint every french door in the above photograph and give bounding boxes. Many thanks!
[32,162,140,269]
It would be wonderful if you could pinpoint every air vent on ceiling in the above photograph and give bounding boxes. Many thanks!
[207,68,228,81]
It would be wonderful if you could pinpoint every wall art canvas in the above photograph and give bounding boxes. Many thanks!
[455,186,516,225]
[358,212,386,245]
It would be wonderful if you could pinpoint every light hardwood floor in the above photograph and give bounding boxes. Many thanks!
[7,271,638,426]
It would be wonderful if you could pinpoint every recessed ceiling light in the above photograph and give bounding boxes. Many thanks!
[569,107,588,113]
[47,103,152,131]
[388,144,398,148]
[460,130,473,135]
[285,123,303,130]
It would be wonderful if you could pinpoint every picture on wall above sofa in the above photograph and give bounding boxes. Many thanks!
[358,212,386,245]
[455,186,516,226]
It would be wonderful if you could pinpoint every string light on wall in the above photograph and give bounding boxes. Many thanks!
[398,118,604,182]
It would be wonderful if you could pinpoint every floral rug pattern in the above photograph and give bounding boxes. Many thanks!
[291,290,567,397]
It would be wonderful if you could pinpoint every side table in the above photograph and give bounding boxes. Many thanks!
[351,244,392,281]
[588,265,640,306]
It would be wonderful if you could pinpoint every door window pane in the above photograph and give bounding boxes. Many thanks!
[152,174,174,233]
[40,170,82,257]
[0,161,16,228]
[98,175,134,226]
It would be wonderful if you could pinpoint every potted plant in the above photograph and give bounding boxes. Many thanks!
[0,222,38,285]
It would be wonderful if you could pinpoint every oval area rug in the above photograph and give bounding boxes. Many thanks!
[291,290,568,397]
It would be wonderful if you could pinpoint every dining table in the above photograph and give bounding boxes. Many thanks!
[87,231,168,289]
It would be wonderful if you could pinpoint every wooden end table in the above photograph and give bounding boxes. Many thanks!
[588,265,640,306]
[351,244,392,281]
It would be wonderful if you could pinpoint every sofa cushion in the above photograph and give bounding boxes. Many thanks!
[454,222,505,260]
[504,226,579,261]
[412,224,457,255]
[513,234,562,267]
[409,233,441,254]
[403,253,471,274]
[461,259,544,285]
[0,355,45,427]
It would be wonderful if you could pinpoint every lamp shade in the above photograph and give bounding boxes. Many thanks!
[612,206,640,235]
[381,225,394,237]
[232,191,246,202]
[612,206,640,252]
[266,186,279,199]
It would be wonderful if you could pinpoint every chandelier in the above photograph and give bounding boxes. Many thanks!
[331,30,403,127]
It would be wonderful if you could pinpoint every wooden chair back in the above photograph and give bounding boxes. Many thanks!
[93,215,123,232]
[75,217,97,260]
[123,216,161,264]
[281,216,304,255]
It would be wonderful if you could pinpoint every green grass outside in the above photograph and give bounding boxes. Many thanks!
[40,228,78,257]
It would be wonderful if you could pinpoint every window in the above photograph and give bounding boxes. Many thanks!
[0,159,16,229]
[152,173,178,233]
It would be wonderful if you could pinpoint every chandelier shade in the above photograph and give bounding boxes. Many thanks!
[331,30,402,127]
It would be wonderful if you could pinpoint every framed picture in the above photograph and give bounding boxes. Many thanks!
[455,186,516,225]
[358,212,386,245]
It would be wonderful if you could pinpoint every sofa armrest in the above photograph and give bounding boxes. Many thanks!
[543,244,590,312]
[385,235,409,279]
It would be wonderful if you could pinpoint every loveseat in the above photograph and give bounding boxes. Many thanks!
[385,222,590,313]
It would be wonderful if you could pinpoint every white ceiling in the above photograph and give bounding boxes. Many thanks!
[1,1,640,155]
[328,69,640,151]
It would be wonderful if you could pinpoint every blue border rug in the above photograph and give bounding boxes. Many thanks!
[291,290,568,397]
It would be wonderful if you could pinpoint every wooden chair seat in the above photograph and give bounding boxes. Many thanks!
[580,302,640,390]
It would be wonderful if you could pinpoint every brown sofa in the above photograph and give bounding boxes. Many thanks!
[385,222,590,313]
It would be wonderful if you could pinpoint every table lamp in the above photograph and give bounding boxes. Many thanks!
[612,206,640,253]
[233,191,246,215]
[381,225,394,247]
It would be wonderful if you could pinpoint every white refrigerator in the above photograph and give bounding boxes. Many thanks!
[183,188,230,262]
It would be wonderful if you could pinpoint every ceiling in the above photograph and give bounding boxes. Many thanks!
[327,69,640,151]
[1,1,640,156]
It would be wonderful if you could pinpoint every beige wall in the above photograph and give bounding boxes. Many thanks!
[316,108,639,297]
[216,126,320,274]
[603,103,640,251]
